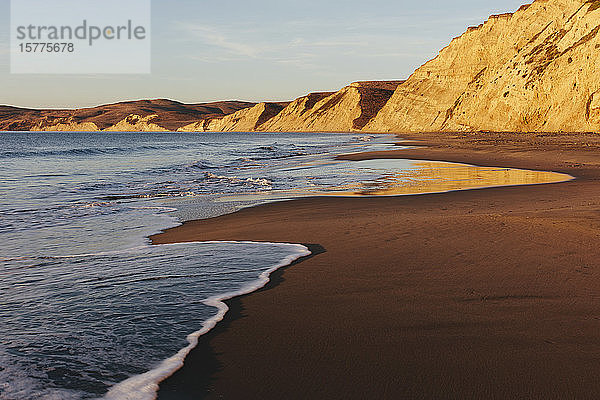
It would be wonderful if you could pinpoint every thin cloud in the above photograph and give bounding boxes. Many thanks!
[177,23,322,67]
[310,40,370,48]
[177,21,429,71]
[178,23,261,58]
[272,52,320,69]
[187,54,247,63]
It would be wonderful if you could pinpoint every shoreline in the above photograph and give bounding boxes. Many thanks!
[153,132,600,399]
[150,243,326,400]
[104,242,316,400]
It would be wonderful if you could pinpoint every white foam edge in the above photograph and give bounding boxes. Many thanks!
[102,240,311,400]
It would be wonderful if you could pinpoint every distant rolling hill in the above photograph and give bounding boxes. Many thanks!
[0,99,256,132]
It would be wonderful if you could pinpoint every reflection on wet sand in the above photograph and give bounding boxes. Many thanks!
[334,160,573,196]
[218,159,573,202]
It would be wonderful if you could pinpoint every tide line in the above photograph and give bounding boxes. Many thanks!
[102,241,311,400]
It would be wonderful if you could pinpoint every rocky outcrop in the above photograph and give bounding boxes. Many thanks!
[366,0,600,133]
[176,119,213,132]
[27,116,100,131]
[104,114,169,132]
[588,91,600,125]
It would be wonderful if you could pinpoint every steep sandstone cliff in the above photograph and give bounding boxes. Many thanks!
[260,81,402,132]
[366,0,600,133]
[178,102,289,132]
[255,92,335,132]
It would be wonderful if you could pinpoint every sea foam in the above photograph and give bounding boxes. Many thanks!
[102,241,310,400]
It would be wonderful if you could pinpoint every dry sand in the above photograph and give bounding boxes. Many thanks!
[153,132,600,399]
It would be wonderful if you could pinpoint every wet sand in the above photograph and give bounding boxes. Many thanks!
[153,132,600,399]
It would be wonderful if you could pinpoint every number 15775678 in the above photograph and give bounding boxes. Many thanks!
[19,43,75,53]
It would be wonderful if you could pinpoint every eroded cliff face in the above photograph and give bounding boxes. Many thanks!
[178,102,289,132]
[28,116,100,132]
[104,115,169,132]
[260,81,402,132]
[256,92,335,132]
[366,0,600,133]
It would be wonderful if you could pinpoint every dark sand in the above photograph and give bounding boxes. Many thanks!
[154,132,600,399]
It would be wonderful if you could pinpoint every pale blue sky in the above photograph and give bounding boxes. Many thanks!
[0,0,525,108]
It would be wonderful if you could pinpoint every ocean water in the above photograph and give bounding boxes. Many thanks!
[0,132,571,400]
[0,132,397,400]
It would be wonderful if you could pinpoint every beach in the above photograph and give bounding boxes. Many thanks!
[153,132,600,399]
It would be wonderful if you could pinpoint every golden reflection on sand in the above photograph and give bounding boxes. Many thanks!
[217,160,573,202]
[328,161,573,197]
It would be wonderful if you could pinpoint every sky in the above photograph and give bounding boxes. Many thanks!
[0,0,526,108]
